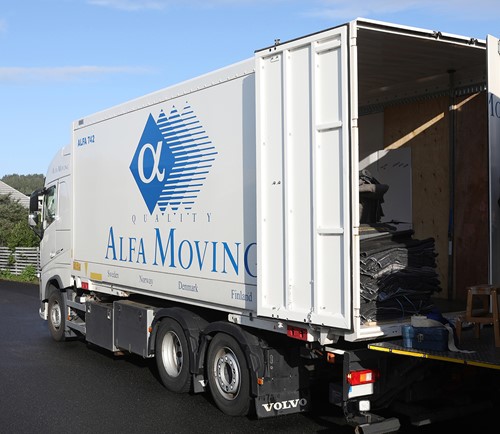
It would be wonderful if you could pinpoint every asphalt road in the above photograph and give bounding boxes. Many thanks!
[0,280,497,433]
[0,280,350,434]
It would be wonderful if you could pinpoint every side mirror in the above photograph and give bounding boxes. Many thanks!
[29,188,43,214]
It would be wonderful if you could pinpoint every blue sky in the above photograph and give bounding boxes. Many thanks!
[1,0,500,179]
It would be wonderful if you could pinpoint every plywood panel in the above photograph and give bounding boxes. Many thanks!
[454,92,488,300]
[384,97,449,295]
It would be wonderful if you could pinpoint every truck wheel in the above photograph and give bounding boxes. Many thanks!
[48,289,66,342]
[207,333,250,416]
[156,319,192,393]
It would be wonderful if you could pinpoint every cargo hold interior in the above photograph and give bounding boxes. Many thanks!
[354,22,488,325]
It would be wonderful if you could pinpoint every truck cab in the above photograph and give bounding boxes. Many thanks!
[29,145,72,320]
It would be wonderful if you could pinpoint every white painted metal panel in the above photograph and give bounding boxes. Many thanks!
[255,52,286,311]
[285,45,315,314]
[488,35,500,283]
[70,60,259,314]
[256,26,351,329]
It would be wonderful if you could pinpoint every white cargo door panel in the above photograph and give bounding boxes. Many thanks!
[488,35,500,283]
[256,26,351,329]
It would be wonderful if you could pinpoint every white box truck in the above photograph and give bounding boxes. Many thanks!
[30,18,500,431]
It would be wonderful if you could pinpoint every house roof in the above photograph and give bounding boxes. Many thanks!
[0,180,30,208]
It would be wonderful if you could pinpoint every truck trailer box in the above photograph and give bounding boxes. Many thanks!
[46,20,498,344]
[71,59,258,315]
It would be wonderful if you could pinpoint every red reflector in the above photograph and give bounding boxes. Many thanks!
[287,325,308,341]
[347,369,379,386]
[81,282,89,290]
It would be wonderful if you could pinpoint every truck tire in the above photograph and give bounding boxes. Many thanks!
[156,319,192,393]
[48,289,66,342]
[207,333,250,416]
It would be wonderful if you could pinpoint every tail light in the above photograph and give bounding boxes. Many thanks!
[287,325,308,341]
[347,369,379,386]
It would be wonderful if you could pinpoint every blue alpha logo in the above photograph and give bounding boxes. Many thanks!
[130,104,217,214]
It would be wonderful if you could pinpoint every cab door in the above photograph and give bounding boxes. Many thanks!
[39,179,71,271]
[39,183,58,270]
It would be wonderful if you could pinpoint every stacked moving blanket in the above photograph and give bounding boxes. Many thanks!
[357,170,441,322]
[360,230,441,322]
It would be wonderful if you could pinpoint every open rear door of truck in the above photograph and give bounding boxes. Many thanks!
[488,35,500,284]
[255,25,352,330]
[369,35,500,368]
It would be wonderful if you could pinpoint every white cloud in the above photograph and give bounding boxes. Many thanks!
[305,0,430,20]
[82,0,500,26]
[86,0,284,11]
[0,66,151,83]
[305,0,499,21]
[87,0,166,11]
[0,18,7,33]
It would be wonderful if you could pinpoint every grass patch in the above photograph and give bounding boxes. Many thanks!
[0,265,39,284]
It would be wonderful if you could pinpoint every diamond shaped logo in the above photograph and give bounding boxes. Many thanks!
[130,104,216,214]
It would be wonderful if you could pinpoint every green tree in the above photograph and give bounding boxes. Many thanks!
[1,173,44,196]
[0,194,39,248]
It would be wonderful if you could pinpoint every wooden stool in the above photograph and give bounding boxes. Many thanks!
[456,285,500,347]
